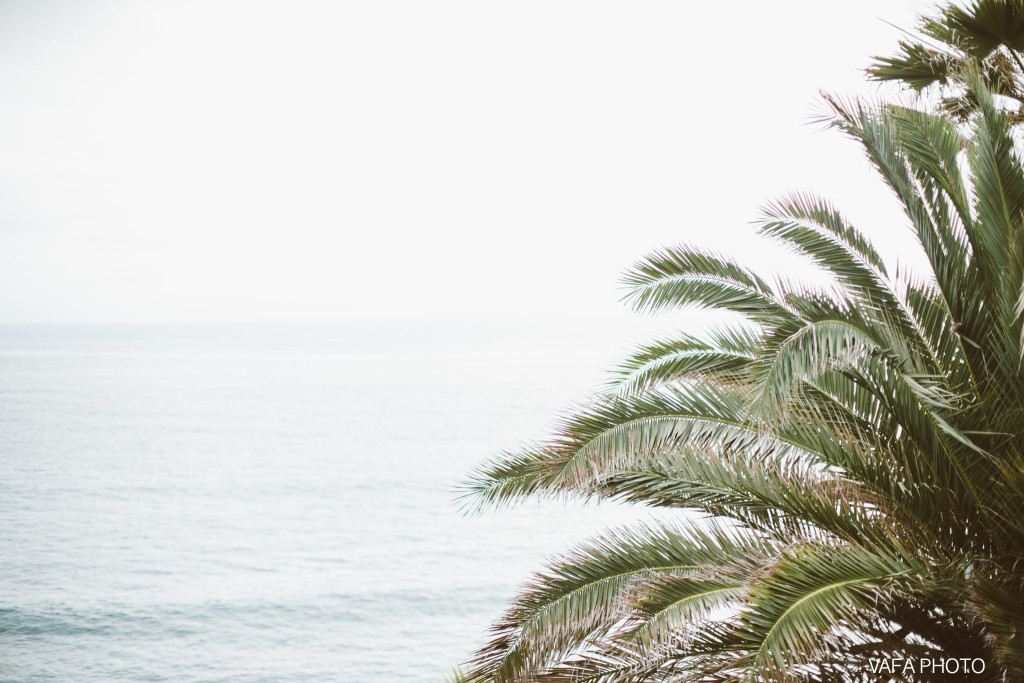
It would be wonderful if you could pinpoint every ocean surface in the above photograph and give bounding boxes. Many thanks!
[0,320,669,682]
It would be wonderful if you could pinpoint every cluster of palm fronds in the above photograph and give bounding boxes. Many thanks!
[870,0,1024,122]
[453,2,1024,681]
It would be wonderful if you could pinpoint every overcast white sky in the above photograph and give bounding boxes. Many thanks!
[0,0,927,323]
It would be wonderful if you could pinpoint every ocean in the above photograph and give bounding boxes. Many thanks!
[0,320,666,682]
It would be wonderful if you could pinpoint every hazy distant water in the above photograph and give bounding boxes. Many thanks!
[0,321,665,682]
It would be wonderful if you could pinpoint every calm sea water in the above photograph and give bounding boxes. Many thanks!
[0,321,664,682]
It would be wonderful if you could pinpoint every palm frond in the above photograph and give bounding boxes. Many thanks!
[608,327,759,394]
[461,383,823,512]
[621,247,796,328]
[736,544,924,680]
[466,522,780,683]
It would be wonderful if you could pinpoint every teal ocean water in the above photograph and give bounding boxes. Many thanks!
[0,321,658,682]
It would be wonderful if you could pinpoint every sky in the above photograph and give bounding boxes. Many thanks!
[0,0,928,323]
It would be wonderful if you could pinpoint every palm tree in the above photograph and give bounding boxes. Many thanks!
[454,78,1024,680]
[870,0,1024,122]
